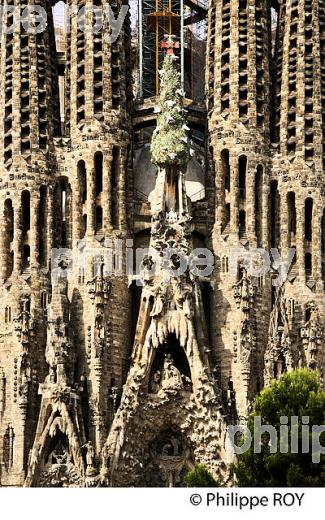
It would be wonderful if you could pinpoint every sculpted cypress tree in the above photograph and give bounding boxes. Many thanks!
[151,52,190,170]
[233,369,325,486]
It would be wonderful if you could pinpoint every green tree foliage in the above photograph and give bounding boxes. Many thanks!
[186,464,220,487]
[233,369,325,486]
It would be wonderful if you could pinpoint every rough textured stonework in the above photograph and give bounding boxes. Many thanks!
[0,0,324,487]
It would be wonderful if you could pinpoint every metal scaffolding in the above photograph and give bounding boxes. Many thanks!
[138,0,207,100]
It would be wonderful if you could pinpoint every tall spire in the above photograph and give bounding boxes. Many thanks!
[0,0,60,168]
[0,1,60,485]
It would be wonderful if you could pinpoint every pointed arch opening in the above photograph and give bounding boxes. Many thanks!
[111,146,119,229]
[270,180,280,248]
[39,429,81,488]
[148,334,192,394]
[21,190,30,234]
[238,155,247,201]
[95,151,103,196]
[287,191,296,247]
[239,209,246,238]
[21,191,31,269]
[53,178,72,248]
[305,252,312,277]
[305,197,313,242]
[39,186,47,266]
[4,199,14,278]
[78,160,87,204]
[221,149,230,192]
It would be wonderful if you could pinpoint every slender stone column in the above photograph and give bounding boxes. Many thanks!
[312,203,322,283]
[119,150,127,231]
[46,187,54,271]
[13,201,22,274]
[30,192,39,269]
[103,153,112,232]
[280,191,289,258]
[296,200,305,279]
[0,201,6,281]
[215,156,225,234]
[72,165,82,247]
[261,182,269,249]
[246,164,256,244]
[87,163,96,236]
[230,155,239,241]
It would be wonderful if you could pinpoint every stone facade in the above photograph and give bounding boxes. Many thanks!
[0,0,324,487]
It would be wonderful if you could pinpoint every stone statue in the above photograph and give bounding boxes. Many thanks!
[160,354,183,391]
[150,370,161,393]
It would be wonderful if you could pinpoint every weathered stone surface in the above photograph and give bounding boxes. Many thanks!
[0,0,324,487]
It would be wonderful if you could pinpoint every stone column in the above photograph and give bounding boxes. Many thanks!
[247,0,257,128]
[312,203,322,285]
[280,190,288,259]
[261,182,269,249]
[103,153,112,232]
[13,200,22,274]
[84,0,94,121]
[0,201,6,281]
[246,163,256,245]
[119,150,127,231]
[230,155,239,241]
[30,192,39,269]
[296,199,305,279]
[295,0,306,158]
[215,155,225,235]
[178,172,184,215]
[46,187,54,271]
[87,161,96,236]
[229,0,239,124]
[72,164,81,247]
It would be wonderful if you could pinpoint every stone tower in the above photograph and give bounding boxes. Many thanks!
[207,0,273,419]
[59,0,133,456]
[207,0,325,423]
[0,0,61,486]
[0,0,134,486]
[264,0,325,383]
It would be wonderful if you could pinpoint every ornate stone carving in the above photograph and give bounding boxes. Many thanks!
[300,302,324,370]
[264,283,294,386]
[12,295,35,414]
[232,266,255,310]
[102,52,227,487]
[0,368,5,417]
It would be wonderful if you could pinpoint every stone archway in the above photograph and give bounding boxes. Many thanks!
[146,430,193,487]
[38,430,83,488]
[148,333,192,394]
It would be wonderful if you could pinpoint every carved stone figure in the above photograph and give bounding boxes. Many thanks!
[160,355,183,392]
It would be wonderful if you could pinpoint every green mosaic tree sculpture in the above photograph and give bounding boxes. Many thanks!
[151,53,190,170]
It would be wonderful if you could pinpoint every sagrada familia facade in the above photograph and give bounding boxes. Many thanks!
[0,0,324,487]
